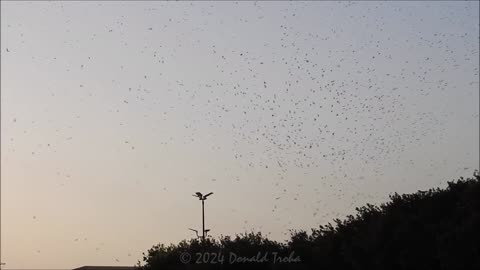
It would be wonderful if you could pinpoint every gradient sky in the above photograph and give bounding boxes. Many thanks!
[1,1,479,268]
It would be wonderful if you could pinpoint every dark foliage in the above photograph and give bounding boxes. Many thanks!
[138,173,480,270]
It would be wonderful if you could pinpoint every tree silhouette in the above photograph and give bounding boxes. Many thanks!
[138,172,480,270]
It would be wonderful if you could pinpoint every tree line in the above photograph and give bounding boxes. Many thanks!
[137,172,480,270]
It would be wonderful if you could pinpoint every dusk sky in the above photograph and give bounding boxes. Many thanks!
[1,1,479,268]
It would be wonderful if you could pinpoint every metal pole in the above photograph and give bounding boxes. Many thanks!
[202,199,205,240]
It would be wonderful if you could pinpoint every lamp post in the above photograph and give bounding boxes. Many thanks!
[188,228,200,239]
[192,192,213,240]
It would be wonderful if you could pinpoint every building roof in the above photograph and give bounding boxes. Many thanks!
[72,266,137,270]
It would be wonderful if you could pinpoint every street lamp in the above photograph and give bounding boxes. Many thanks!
[192,192,213,240]
[188,228,200,238]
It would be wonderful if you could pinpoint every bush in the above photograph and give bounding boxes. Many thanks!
[138,172,480,270]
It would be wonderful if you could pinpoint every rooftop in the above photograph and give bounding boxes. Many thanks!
[72,266,137,270]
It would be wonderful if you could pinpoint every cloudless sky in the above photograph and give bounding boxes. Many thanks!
[1,1,479,268]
